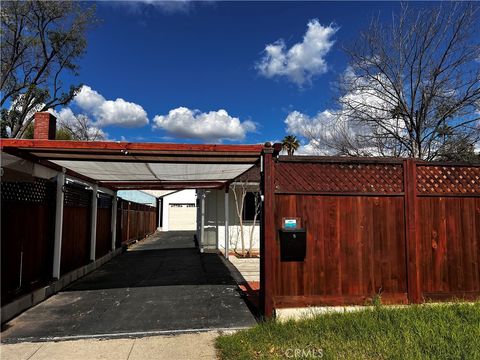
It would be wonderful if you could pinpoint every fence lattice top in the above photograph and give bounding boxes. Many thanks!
[1,178,55,203]
[64,184,91,208]
[98,193,112,209]
[416,165,480,195]
[275,162,404,193]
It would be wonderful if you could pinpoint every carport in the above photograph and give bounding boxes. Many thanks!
[1,112,278,341]
[2,135,265,271]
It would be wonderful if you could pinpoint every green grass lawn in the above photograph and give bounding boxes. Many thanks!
[216,302,480,359]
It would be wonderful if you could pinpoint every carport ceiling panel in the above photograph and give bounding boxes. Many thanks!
[51,161,156,181]
[50,161,253,182]
[147,163,254,181]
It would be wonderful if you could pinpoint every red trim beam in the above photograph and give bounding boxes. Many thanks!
[0,139,264,153]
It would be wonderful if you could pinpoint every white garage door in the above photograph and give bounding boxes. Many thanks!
[168,203,197,230]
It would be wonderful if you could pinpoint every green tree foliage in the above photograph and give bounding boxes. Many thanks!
[22,122,73,140]
[0,0,96,138]
[282,135,300,156]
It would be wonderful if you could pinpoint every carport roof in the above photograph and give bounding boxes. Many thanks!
[1,139,265,190]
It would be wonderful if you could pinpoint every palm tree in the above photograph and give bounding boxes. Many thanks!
[282,135,300,156]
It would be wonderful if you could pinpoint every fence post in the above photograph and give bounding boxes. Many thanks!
[200,191,205,253]
[90,184,98,261]
[127,202,131,243]
[53,169,65,279]
[261,145,275,318]
[224,186,230,259]
[404,159,422,303]
[111,192,117,251]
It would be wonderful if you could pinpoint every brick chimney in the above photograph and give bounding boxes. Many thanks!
[34,112,57,140]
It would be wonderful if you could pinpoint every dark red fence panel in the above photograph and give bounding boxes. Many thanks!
[1,179,158,306]
[273,194,407,308]
[116,199,157,246]
[61,184,91,275]
[96,194,112,259]
[264,157,480,313]
[1,178,55,304]
[416,164,480,300]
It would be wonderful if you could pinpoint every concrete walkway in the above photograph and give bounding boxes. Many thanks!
[1,331,220,360]
[1,231,256,347]
[228,256,260,283]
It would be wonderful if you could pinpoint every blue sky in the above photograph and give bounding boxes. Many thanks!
[60,1,407,145]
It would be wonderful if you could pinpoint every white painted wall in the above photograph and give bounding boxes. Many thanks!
[160,189,197,231]
[200,186,260,253]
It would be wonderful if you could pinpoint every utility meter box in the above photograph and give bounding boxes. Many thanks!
[278,217,306,262]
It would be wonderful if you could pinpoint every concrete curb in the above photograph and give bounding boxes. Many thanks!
[1,248,123,324]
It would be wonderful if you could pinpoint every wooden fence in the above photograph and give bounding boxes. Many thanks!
[1,180,157,304]
[261,155,480,316]
[116,199,157,246]
[61,184,92,275]
[1,179,55,304]
[96,194,113,260]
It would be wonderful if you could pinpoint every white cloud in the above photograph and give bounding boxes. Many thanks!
[53,107,107,140]
[285,110,331,135]
[74,86,148,127]
[113,0,192,14]
[284,66,408,156]
[138,0,191,13]
[54,107,78,124]
[285,110,340,155]
[153,107,256,142]
[296,142,321,155]
[74,86,104,111]
[256,19,338,86]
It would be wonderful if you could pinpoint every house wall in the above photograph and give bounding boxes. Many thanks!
[201,186,260,253]
[160,189,197,231]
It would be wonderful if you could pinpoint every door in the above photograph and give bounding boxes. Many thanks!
[168,203,196,230]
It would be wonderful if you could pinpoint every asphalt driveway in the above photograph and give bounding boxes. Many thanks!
[1,231,256,343]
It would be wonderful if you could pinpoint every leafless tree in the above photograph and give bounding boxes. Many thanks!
[232,183,247,257]
[304,3,480,160]
[1,1,96,138]
[248,192,261,255]
[231,177,261,257]
[59,113,105,141]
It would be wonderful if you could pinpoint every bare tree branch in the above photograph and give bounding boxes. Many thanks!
[303,2,479,160]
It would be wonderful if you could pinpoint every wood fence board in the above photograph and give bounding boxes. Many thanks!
[269,160,479,311]
[96,207,112,259]
[273,194,407,300]
[1,202,54,303]
[418,197,480,294]
[61,206,91,275]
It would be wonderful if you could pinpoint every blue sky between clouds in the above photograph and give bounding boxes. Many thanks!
[57,1,418,147]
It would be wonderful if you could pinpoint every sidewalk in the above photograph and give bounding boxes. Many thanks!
[1,331,220,360]
[228,256,259,283]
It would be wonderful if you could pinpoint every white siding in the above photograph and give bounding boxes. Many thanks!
[201,188,260,253]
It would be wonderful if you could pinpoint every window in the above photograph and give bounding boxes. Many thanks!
[243,192,258,221]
